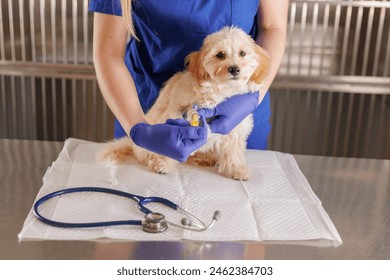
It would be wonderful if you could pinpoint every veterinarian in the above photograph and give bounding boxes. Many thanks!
[90,0,288,162]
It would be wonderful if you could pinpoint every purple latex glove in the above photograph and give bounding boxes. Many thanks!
[197,92,259,135]
[130,116,207,162]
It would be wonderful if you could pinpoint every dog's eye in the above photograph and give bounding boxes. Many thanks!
[240,51,246,57]
[216,52,226,59]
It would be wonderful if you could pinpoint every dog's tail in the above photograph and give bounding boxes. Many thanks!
[96,138,134,164]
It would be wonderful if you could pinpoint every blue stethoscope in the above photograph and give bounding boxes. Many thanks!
[33,187,220,233]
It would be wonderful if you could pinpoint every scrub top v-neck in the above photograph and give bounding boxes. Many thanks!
[89,0,271,149]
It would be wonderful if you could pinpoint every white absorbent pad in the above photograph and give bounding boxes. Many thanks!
[18,138,342,246]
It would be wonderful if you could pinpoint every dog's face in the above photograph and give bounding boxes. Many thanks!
[186,27,269,85]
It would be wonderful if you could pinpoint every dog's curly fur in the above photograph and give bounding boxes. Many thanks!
[98,27,270,180]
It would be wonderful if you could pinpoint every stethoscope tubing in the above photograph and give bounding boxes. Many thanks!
[33,187,178,228]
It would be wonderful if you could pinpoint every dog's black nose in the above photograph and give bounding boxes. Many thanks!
[228,65,240,76]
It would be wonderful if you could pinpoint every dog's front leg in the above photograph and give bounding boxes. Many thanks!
[216,129,251,180]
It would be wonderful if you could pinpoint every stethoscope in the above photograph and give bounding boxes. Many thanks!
[33,187,221,233]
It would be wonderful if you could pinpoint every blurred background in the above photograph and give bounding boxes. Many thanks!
[0,0,389,159]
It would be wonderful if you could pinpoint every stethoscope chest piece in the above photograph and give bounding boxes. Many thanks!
[142,212,168,233]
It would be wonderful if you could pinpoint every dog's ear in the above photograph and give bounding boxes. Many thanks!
[250,44,270,84]
[185,50,209,84]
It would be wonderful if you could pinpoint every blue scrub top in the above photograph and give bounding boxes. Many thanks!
[89,0,271,149]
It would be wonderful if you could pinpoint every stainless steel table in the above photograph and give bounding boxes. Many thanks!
[1,139,389,260]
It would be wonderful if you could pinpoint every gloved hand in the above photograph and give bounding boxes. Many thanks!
[197,92,259,135]
[130,116,207,162]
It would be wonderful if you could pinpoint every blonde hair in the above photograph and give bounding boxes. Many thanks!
[120,0,139,41]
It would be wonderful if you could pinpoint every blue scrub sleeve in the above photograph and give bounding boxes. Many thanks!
[88,0,122,16]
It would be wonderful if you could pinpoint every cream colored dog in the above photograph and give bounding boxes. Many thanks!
[98,27,269,180]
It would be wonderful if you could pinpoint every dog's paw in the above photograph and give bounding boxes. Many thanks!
[146,155,173,174]
[231,167,251,181]
[150,162,171,174]
[219,165,251,181]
